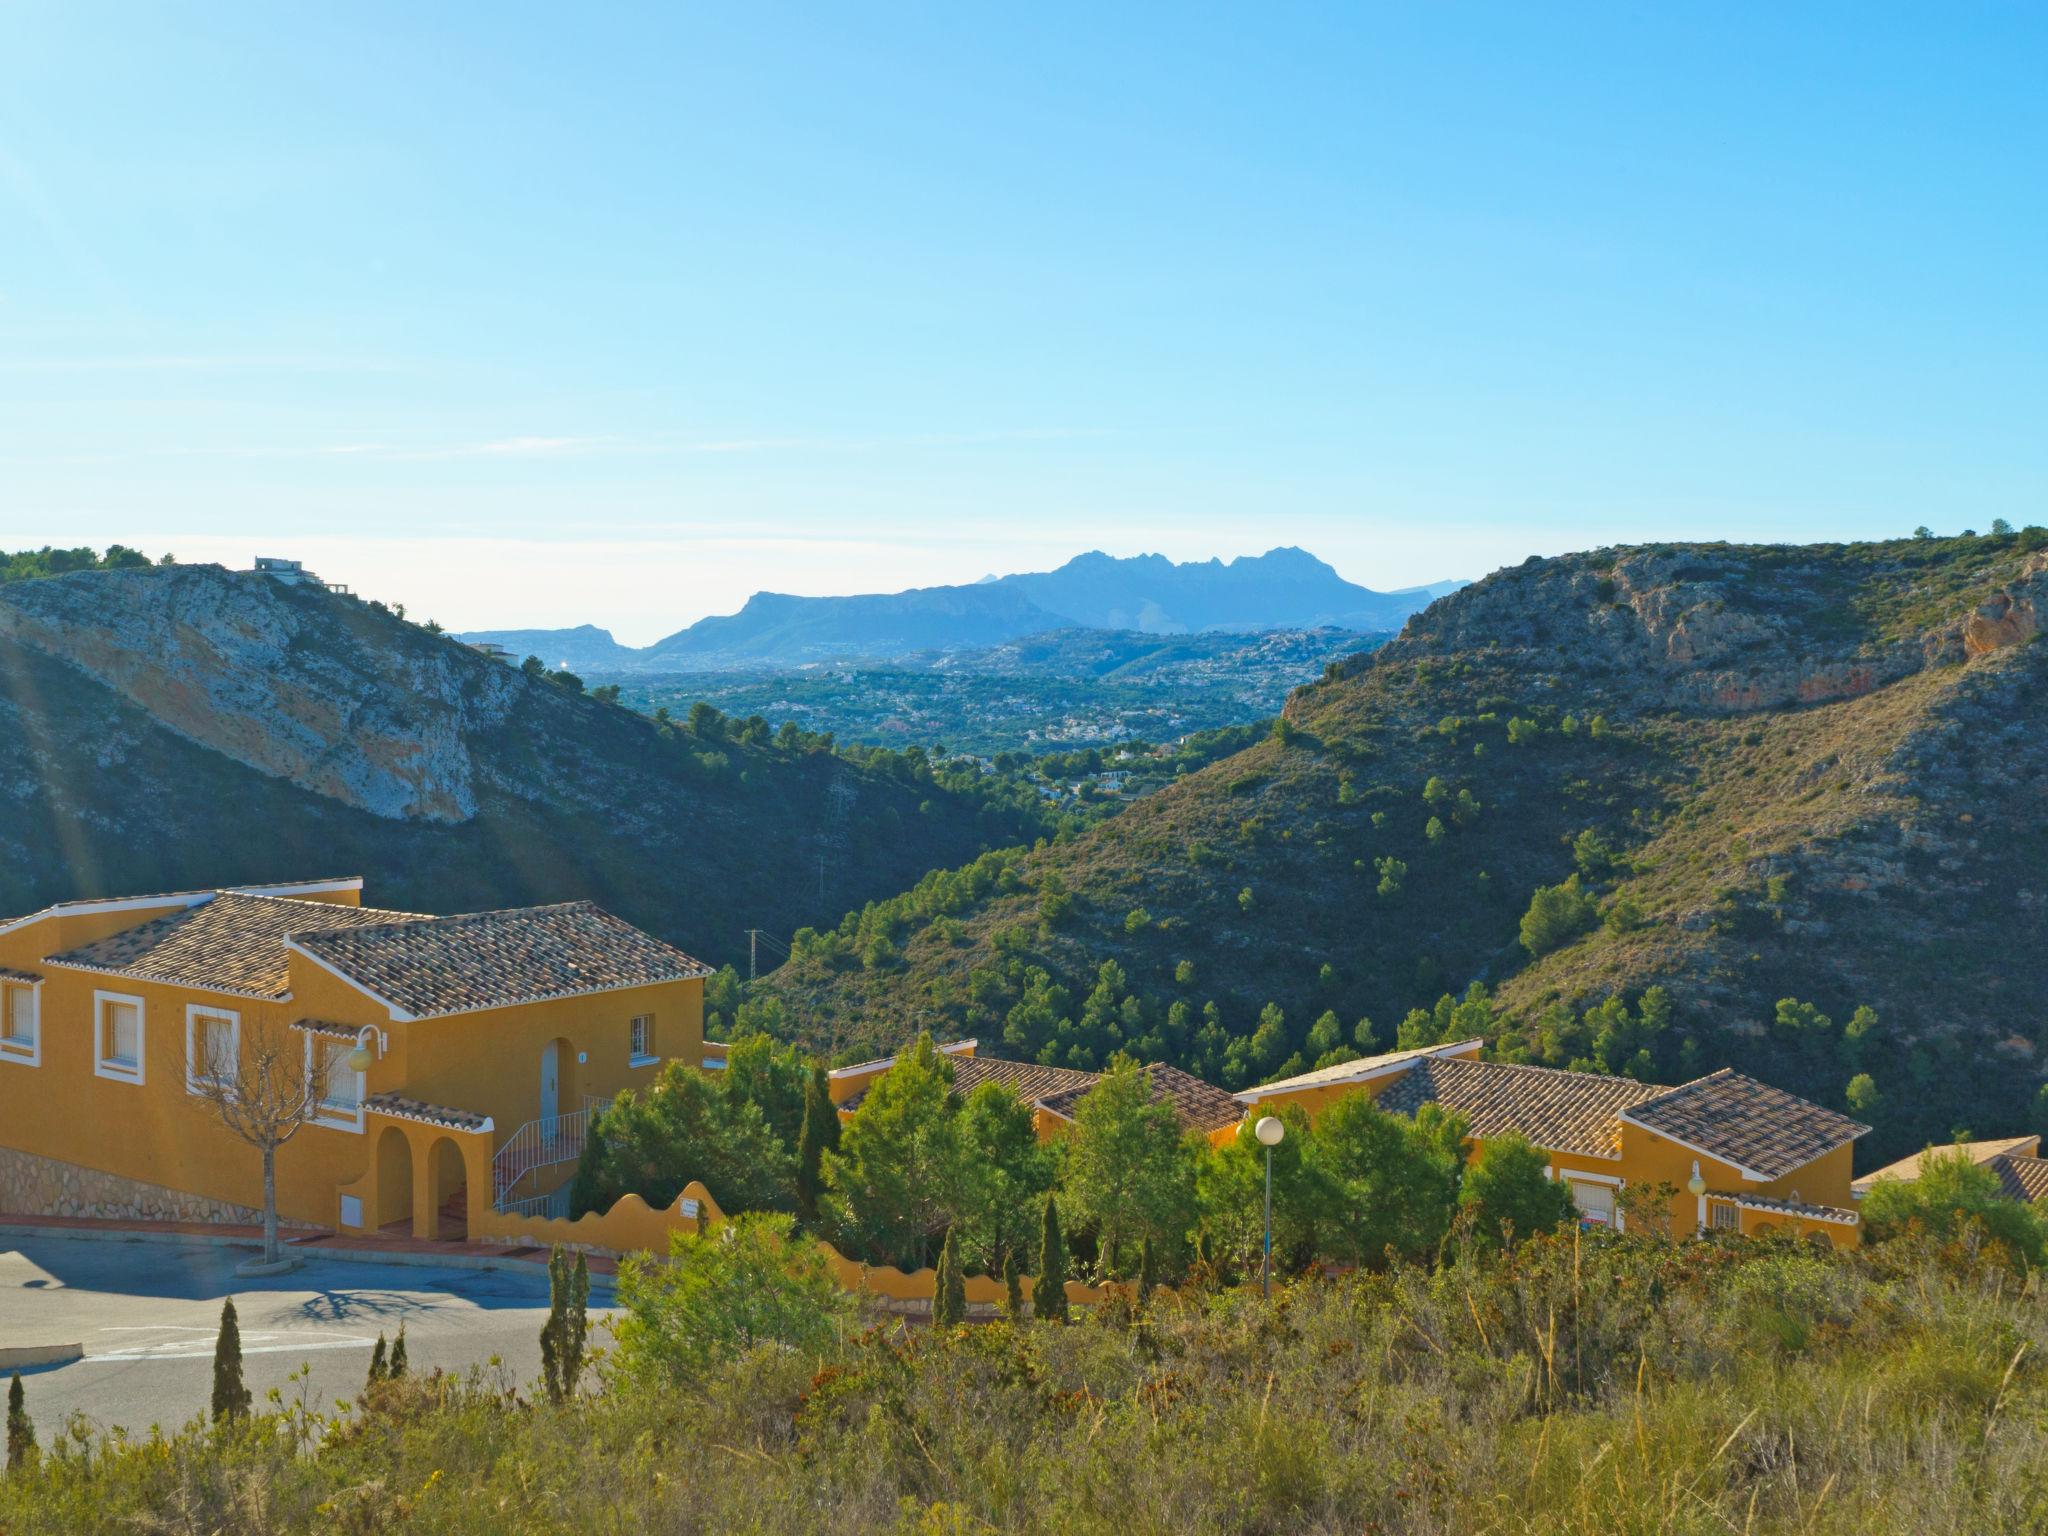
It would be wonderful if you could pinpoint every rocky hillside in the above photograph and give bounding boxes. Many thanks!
[761,534,2048,1163]
[0,564,1042,967]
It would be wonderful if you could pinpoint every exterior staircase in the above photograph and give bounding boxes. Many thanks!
[491,1098,611,1217]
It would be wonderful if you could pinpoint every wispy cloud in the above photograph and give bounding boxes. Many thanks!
[322,435,611,460]
[308,427,1110,462]
[0,352,405,375]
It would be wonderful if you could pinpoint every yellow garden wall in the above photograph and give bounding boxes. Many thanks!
[480,1181,1157,1310]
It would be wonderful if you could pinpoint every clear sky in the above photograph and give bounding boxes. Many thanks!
[3,4,2043,643]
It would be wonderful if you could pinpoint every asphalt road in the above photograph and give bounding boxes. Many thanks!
[0,1233,614,1434]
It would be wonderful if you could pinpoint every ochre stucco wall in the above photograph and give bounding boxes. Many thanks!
[0,900,705,1235]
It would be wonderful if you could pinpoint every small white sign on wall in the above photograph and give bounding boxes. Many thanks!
[339,1194,364,1229]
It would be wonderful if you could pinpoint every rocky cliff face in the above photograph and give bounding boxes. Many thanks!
[0,565,513,822]
[0,565,1039,967]
[1379,542,2048,715]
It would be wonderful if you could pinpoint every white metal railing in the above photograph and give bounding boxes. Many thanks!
[491,1099,611,1211]
[496,1182,577,1221]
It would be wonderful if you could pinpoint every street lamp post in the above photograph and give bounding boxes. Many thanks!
[1255,1115,1285,1300]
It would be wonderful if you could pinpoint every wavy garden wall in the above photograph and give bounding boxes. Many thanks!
[473,1183,1155,1310]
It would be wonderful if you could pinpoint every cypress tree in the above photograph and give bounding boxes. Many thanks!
[1002,1248,1024,1320]
[6,1372,34,1472]
[565,1251,591,1396]
[388,1323,408,1379]
[932,1228,966,1327]
[541,1246,570,1401]
[1137,1234,1157,1305]
[366,1333,388,1387]
[795,1064,837,1221]
[1034,1193,1069,1323]
[211,1297,251,1423]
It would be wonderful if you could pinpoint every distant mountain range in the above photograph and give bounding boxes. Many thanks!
[460,548,1464,673]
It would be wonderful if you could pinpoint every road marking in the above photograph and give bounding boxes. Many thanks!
[91,1325,378,1362]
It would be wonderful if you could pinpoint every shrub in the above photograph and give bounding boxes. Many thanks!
[574,1064,794,1218]
[612,1213,853,1379]
[1457,1133,1576,1248]
[1861,1146,2048,1266]
[1519,874,1599,957]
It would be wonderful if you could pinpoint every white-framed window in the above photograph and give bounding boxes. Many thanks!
[1710,1201,1740,1232]
[309,1035,365,1132]
[0,979,39,1066]
[1566,1177,1617,1228]
[94,990,146,1083]
[629,1014,656,1066]
[185,1005,240,1093]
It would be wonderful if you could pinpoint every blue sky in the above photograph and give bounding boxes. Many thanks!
[2,4,2043,642]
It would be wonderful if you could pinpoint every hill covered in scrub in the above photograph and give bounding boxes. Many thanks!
[761,533,2048,1164]
[0,563,1050,970]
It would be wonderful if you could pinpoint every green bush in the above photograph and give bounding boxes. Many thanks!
[1519,873,1599,956]
[612,1212,852,1380]
[1860,1145,2048,1266]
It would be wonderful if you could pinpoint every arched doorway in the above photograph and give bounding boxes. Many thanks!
[426,1136,468,1240]
[375,1125,413,1232]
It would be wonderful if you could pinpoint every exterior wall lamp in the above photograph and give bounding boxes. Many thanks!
[346,1025,384,1075]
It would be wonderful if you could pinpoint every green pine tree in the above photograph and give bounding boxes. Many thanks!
[932,1228,966,1327]
[1002,1248,1024,1320]
[6,1372,34,1472]
[1034,1193,1070,1323]
[1136,1234,1156,1305]
[388,1323,408,1379]
[211,1298,251,1424]
[795,1064,838,1222]
[366,1333,388,1387]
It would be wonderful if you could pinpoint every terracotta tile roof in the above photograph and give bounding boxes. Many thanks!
[1726,1191,1860,1226]
[956,1055,1102,1106]
[1235,1039,1485,1103]
[293,901,713,1018]
[1375,1056,1666,1158]
[365,1092,491,1133]
[1625,1069,1869,1180]
[0,878,363,935]
[49,892,429,997]
[839,1053,1241,1135]
[1852,1136,2042,1195]
[838,1054,1097,1115]
[1038,1063,1243,1135]
[1987,1153,2048,1204]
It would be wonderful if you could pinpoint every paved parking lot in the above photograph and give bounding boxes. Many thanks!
[0,1232,614,1433]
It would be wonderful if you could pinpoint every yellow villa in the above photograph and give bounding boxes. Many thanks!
[0,877,712,1240]
[1235,1039,1871,1247]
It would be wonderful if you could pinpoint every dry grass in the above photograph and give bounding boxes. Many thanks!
[6,1232,2048,1534]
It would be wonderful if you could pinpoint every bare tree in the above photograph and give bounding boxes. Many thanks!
[190,1021,337,1267]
